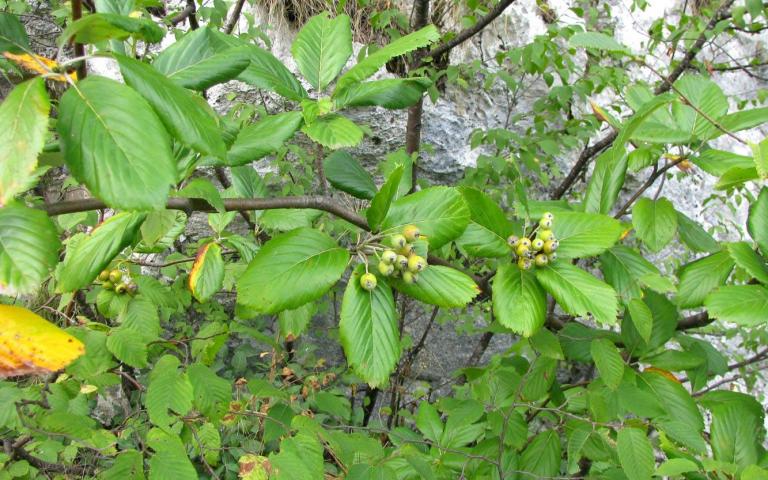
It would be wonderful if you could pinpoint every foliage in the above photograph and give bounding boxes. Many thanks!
[1,1,768,479]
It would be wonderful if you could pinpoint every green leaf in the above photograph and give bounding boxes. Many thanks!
[536,262,619,325]
[106,297,160,368]
[677,251,734,309]
[455,187,514,258]
[323,150,376,199]
[416,402,443,442]
[302,113,364,149]
[632,197,677,252]
[628,298,653,343]
[638,371,704,445]
[716,107,768,137]
[367,166,403,231]
[600,246,672,302]
[291,12,352,91]
[693,149,753,177]
[39,411,96,440]
[269,433,324,480]
[748,187,768,255]
[107,327,149,368]
[617,427,654,480]
[60,12,164,45]
[0,13,30,53]
[569,31,629,52]
[492,263,546,337]
[704,285,768,326]
[677,211,719,253]
[227,111,303,166]
[147,429,197,480]
[519,430,561,478]
[101,450,145,480]
[0,78,50,206]
[339,266,400,387]
[58,212,146,292]
[656,458,699,476]
[187,363,231,419]
[336,25,439,92]
[231,166,266,199]
[210,35,307,101]
[673,76,729,140]
[716,166,759,190]
[137,210,187,253]
[58,76,176,210]
[381,187,470,250]
[278,302,316,340]
[259,209,322,231]
[188,242,225,303]
[176,178,225,212]
[552,211,624,259]
[699,391,764,467]
[590,338,624,389]
[237,228,349,313]
[390,265,480,308]
[583,147,627,214]
[117,55,226,158]
[0,204,60,295]
[727,241,768,283]
[146,355,193,430]
[333,78,431,109]
[153,27,250,90]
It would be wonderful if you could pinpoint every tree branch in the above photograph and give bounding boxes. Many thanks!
[41,196,369,230]
[418,0,517,68]
[71,0,87,79]
[223,0,247,34]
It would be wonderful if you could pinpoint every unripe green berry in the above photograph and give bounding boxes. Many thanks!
[539,218,553,229]
[398,243,414,256]
[534,254,549,267]
[360,273,377,291]
[395,255,409,270]
[115,283,128,294]
[531,238,544,251]
[378,261,395,276]
[543,240,559,254]
[407,255,427,273]
[402,224,421,242]
[547,252,558,262]
[98,269,111,282]
[538,229,555,241]
[515,244,530,257]
[390,234,407,249]
[517,257,533,270]
[542,212,554,221]
[507,235,519,247]
[102,281,114,291]
[109,269,123,283]
[402,271,417,284]
[127,282,139,295]
[519,237,532,248]
[381,250,398,264]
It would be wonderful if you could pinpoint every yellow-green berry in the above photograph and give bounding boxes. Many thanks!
[519,237,532,248]
[403,225,421,242]
[402,271,417,284]
[534,254,549,267]
[407,255,427,273]
[115,283,128,294]
[543,240,559,254]
[547,252,558,262]
[378,261,395,276]
[539,217,553,229]
[381,250,398,264]
[98,269,111,282]
[538,229,555,241]
[109,269,123,283]
[398,243,414,256]
[515,244,530,257]
[360,273,377,291]
[517,257,533,270]
[542,212,554,221]
[531,238,544,251]
[507,235,519,247]
[395,255,409,270]
[102,281,114,291]
[390,234,407,249]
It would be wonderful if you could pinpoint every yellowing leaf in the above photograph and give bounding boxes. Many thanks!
[0,305,85,377]
[3,52,77,82]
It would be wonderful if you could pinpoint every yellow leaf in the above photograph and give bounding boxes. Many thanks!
[0,305,85,378]
[2,52,77,83]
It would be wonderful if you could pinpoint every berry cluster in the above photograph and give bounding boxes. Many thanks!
[507,212,559,270]
[360,225,428,291]
[97,268,138,295]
